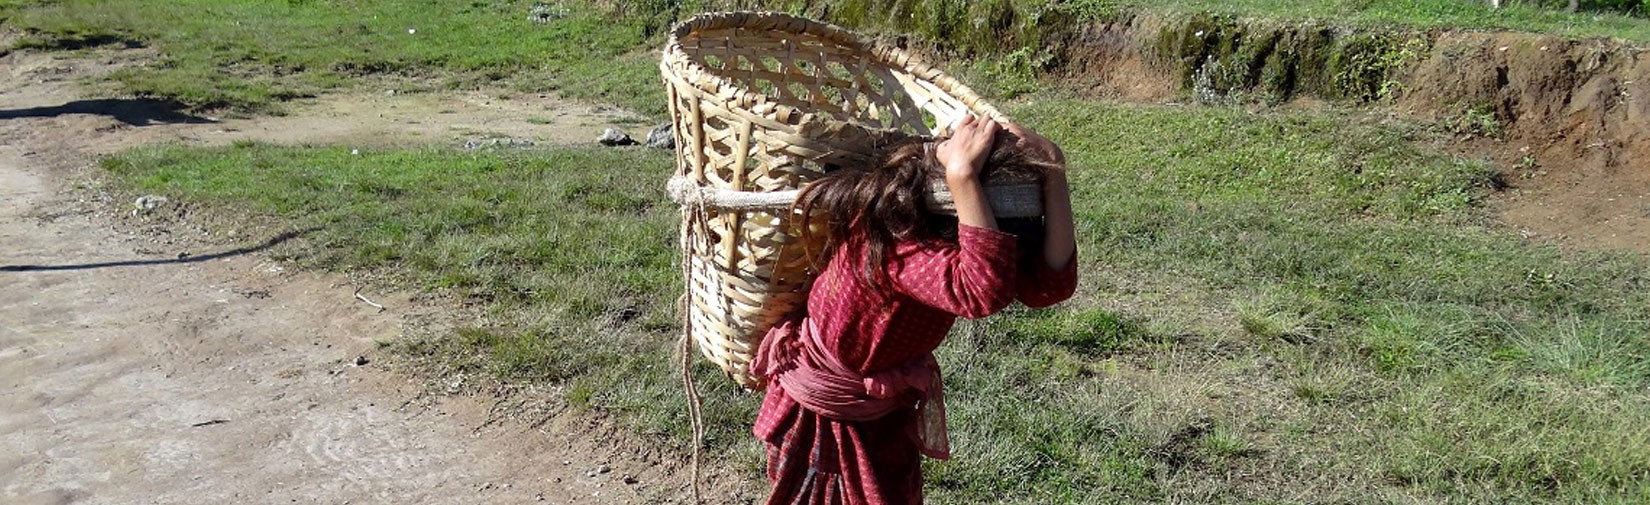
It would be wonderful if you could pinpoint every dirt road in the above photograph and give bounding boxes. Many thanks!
[1,49,738,504]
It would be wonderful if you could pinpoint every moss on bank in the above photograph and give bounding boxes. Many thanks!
[632,3,1466,106]
[1151,14,1431,103]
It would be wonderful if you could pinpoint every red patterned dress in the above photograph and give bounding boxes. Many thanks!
[752,224,1078,505]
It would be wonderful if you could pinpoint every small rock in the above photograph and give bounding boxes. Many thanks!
[585,463,613,478]
[134,195,169,212]
[644,123,674,150]
[596,128,637,146]
[354,355,370,366]
[622,475,638,485]
[462,137,535,150]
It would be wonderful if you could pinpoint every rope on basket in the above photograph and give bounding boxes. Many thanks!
[673,175,802,504]
[675,179,713,505]
[678,328,705,504]
[667,176,798,211]
[667,175,1047,217]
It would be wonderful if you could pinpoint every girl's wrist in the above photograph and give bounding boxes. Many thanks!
[946,177,984,195]
[944,163,982,185]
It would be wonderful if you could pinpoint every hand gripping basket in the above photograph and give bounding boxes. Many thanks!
[661,11,1035,388]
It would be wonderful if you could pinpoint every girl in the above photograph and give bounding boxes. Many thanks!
[750,115,1078,505]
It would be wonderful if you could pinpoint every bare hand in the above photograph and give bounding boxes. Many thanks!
[936,114,1001,183]
[1000,121,1065,168]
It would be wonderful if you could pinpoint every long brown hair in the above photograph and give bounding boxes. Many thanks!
[793,130,1055,291]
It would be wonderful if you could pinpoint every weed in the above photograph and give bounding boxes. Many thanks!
[976,46,1054,99]
[1375,37,1430,99]
[1444,104,1505,137]
[1201,425,1251,459]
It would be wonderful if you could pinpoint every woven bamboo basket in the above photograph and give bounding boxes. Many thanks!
[662,11,1037,388]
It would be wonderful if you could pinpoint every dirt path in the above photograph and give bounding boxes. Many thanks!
[0,49,744,505]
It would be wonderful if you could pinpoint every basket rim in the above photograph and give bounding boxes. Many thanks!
[661,11,1003,133]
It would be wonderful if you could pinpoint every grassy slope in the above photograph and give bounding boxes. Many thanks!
[0,1,665,115]
[5,1,1649,114]
[1062,0,1650,39]
[13,0,1648,502]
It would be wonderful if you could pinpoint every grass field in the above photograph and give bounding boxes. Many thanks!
[103,101,1650,502]
[1,1,664,115]
[4,1,1649,114]
[1060,0,1650,37]
[10,0,1650,502]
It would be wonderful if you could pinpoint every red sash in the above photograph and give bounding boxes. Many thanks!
[752,316,951,459]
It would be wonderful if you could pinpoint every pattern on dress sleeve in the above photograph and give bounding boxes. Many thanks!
[885,224,1019,319]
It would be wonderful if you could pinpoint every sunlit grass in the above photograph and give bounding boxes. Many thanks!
[103,100,1650,502]
[42,0,1650,501]
[3,0,665,115]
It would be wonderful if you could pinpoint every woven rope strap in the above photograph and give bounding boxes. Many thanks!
[666,176,1044,217]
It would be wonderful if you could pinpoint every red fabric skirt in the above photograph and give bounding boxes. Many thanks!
[761,389,923,505]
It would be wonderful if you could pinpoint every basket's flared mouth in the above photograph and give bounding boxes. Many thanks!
[662,11,1003,164]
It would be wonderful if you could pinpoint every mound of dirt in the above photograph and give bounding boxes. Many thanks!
[1399,33,1650,250]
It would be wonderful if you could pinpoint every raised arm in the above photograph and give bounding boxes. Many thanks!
[888,226,1020,318]
[1017,243,1078,308]
[937,114,1000,233]
[1001,121,1075,272]
[893,115,1020,318]
[1003,120,1078,307]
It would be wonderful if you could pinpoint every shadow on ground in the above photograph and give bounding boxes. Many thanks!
[12,33,146,52]
[0,98,214,126]
[0,228,315,272]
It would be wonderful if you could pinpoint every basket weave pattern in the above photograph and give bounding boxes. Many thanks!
[662,12,1004,388]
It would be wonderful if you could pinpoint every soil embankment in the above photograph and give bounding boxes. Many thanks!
[1405,32,1650,249]
[1048,14,1650,249]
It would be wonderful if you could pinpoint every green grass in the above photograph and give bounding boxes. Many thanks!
[669,0,1650,54]
[103,100,1650,503]
[21,0,1647,501]
[1,1,665,115]
[1071,0,1650,40]
[978,100,1650,503]
[6,0,1650,115]
[103,145,691,327]
[101,142,757,442]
